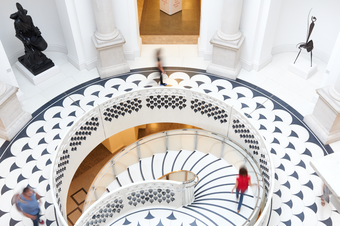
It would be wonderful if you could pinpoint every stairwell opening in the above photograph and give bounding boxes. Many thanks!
[66,123,200,225]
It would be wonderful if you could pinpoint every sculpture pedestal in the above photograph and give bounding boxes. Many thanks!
[288,58,317,80]
[92,30,130,79]
[0,83,31,140]
[160,0,182,15]
[16,61,61,85]
[207,32,244,80]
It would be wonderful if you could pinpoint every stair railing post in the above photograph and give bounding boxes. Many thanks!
[93,186,98,200]
[165,131,168,151]
[111,161,117,180]
[194,130,198,150]
[220,138,225,158]
[137,141,141,160]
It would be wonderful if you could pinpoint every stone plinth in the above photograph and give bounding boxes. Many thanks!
[16,62,60,85]
[207,32,245,79]
[289,58,317,80]
[0,83,31,140]
[304,86,340,145]
[92,30,130,79]
[160,0,182,15]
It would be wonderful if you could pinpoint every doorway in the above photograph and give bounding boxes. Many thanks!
[138,0,201,44]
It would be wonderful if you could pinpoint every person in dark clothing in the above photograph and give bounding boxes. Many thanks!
[156,49,167,86]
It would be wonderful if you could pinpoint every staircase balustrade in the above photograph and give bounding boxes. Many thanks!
[49,87,274,226]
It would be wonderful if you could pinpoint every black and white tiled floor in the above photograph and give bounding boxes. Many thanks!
[0,67,339,226]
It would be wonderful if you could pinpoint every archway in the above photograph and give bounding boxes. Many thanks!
[137,0,201,44]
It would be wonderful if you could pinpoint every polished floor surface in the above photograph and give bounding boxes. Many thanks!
[140,0,200,35]
[1,46,340,226]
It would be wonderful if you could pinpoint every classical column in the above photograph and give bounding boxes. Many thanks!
[0,82,31,140]
[92,0,130,79]
[207,0,245,79]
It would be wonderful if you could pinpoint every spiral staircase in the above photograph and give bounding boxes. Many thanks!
[80,130,261,226]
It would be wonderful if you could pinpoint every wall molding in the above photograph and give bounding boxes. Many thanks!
[253,55,273,72]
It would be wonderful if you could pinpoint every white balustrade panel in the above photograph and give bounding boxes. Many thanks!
[50,107,106,225]
[227,108,274,226]
[99,88,231,139]
[75,181,183,226]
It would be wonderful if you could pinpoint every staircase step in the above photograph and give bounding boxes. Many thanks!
[116,170,132,186]
[152,153,166,179]
[171,149,193,171]
[162,150,180,174]
[128,162,144,183]
[194,173,236,197]
[181,151,208,171]
[140,157,154,180]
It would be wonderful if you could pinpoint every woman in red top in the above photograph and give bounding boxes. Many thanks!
[231,167,252,213]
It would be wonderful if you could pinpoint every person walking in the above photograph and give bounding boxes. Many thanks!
[156,49,167,86]
[321,183,332,206]
[231,166,252,213]
[15,186,44,225]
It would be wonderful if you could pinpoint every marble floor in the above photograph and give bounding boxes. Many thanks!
[1,45,340,226]
[140,0,200,36]
[9,45,340,151]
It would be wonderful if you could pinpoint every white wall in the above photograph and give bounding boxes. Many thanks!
[240,0,282,71]
[273,0,340,62]
[0,0,66,64]
[112,0,141,59]
[198,0,223,60]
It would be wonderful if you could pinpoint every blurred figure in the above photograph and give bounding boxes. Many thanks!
[14,186,44,225]
[321,183,332,206]
[156,49,167,86]
[231,166,253,213]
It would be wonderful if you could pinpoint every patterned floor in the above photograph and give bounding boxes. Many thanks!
[0,67,339,226]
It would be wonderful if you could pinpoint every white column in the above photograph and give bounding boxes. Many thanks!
[92,0,130,79]
[218,0,243,40]
[55,0,97,70]
[320,32,340,88]
[207,0,245,80]
[92,0,119,41]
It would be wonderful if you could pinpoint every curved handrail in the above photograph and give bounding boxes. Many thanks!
[158,170,199,188]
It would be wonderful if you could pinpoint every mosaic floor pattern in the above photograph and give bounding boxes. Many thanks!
[0,67,338,226]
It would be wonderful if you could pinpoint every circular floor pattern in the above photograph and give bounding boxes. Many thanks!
[0,67,338,226]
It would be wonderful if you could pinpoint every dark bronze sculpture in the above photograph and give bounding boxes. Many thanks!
[293,9,317,67]
[10,3,54,75]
